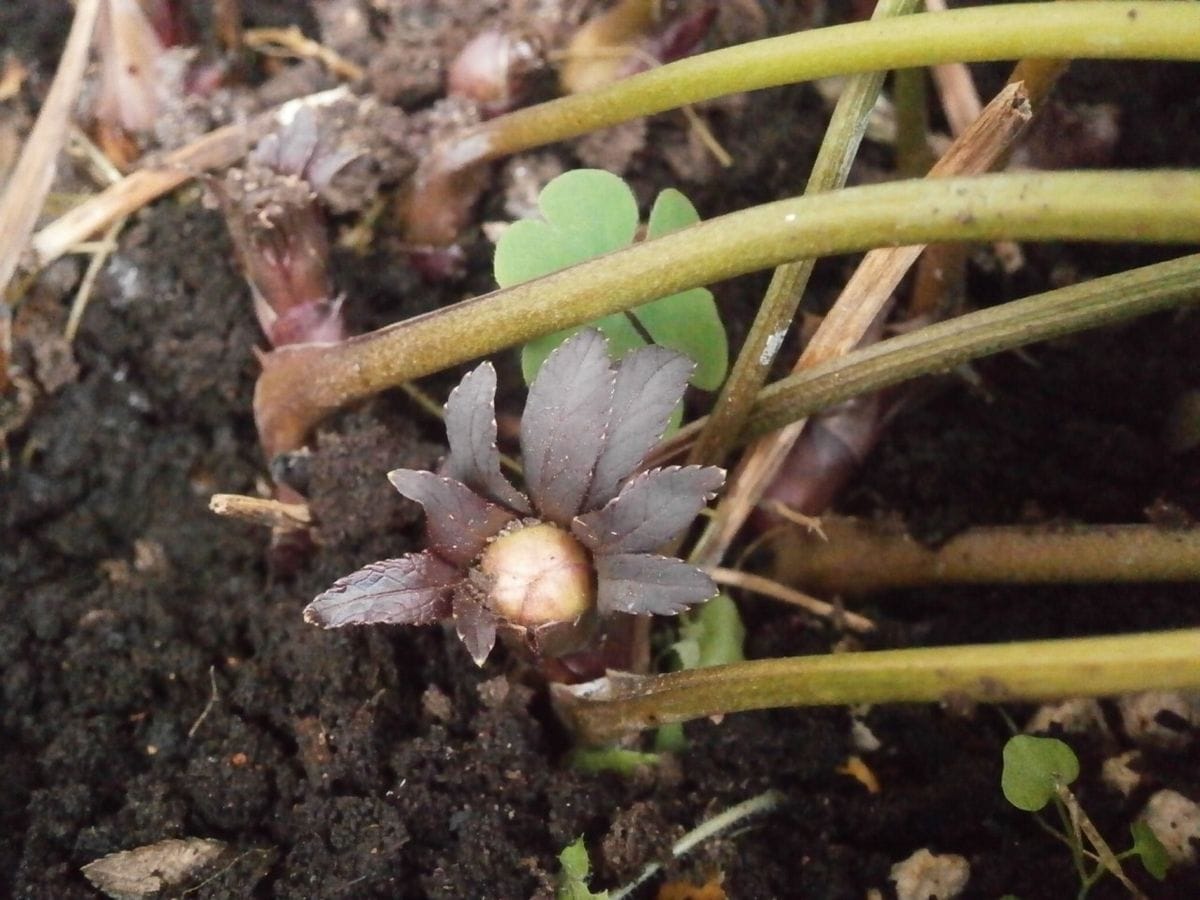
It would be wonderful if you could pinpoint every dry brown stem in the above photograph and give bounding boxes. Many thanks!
[0,0,101,389]
[209,493,312,529]
[707,566,876,633]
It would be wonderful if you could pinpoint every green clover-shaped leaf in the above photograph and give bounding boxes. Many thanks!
[1001,735,1080,812]
[494,169,728,389]
[557,837,609,900]
[1129,820,1171,880]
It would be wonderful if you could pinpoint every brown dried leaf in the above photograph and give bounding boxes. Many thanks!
[520,329,615,525]
[584,345,695,509]
[387,469,514,566]
[81,837,227,899]
[574,465,724,555]
[304,552,459,628]
[596,553,717,616]
[443,361,530,513]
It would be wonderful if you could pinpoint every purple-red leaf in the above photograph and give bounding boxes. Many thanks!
[573,465,725,555]
[595,553,717,616]
[453,593,499,666]
[584,346,695,509]
[304,552,459,627]
[520,329,615,525]
[443,362,531,513]
[387,470,514,566]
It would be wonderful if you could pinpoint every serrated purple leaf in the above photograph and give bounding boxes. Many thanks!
[387,470,514,566]
[520,329,615,525]
[584,345,694,509]
[304,552,459,627]
[573,465,725,555]
[443,362,531,514]
[453,593,498,667]
[595,553,717,616]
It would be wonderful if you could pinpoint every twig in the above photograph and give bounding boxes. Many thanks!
[708,566,876,633]
[187,665,220,739]
[924,0,983,137]
[609,790,785,899]
[31,88,351,270]
[690,81,1032,567]
[244,26,365,82]
[209,493,312,529]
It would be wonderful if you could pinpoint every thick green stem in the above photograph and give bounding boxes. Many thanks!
[686,0,920,469]
[434,2,1200,171]
[256,170,1200,456]
[771,519,1200,595]
[739,252,1200,442]
[555,630,1200,744]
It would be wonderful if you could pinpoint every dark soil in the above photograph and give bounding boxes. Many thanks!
[3,2,1200,898]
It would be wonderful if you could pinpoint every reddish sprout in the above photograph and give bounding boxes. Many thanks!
[94,0,169,135]
[212,105,361,348]
[305,330,725,666]
[447,29,545,118]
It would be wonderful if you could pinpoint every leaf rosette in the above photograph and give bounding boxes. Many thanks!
[305,329,725,665]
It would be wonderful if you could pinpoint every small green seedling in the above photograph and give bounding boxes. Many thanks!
[494,169,728,388]
[1001,734,1080,811]
[557,837,609,900]
[1000,735,1170,897]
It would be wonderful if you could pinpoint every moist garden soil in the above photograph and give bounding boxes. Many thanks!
[3,2,1200,897]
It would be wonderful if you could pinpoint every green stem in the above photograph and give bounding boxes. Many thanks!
[554,630,1200,744]
[440,2,1200,169]
[738,253,1200,443]
[771,520,1200,595]
[686,0,920,469]
[255,170,1200,456]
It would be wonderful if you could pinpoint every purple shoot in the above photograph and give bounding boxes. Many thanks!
[305,329,725,666]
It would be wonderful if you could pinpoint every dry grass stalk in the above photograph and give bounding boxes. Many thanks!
[30,88,350,270]
[692,81,1033,566]
[209,493,312,529]
[0,0,102,389]
[707,566,876,633]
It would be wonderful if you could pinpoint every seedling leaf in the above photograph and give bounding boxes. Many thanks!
[1001,735,1080,811]
[570,746,663,776]
[573,466,725,555]
[304,553,460,628]
[557,837,609,900]
[495,169,727,389]
[596,552,718,616]
[584,345,695,509]
[1129,820,1171,880]
[443,362,531,513]
[495,169,637,288]
[387,470,515,567]
[676,593,746,670]
[640,190,728,390]
[520,329,616,524]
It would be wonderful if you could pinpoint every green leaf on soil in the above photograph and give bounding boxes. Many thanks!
[494,169,728,389]
[1001,734,1080,812]
[672,593,745,670]
[557,836,609,900]
[1129,820,1171,880]
[570,746,663,776]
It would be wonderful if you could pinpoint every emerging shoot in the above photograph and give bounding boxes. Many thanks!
[305,330,725,666]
